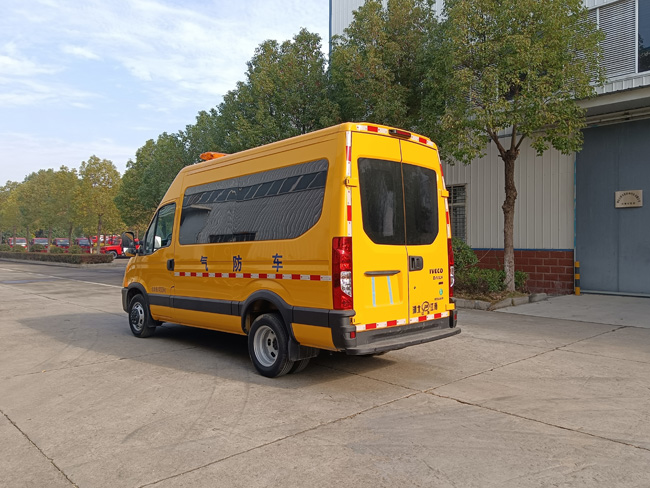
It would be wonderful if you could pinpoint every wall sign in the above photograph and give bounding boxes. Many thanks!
[615,190,643,208]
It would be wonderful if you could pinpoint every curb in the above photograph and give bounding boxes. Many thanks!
[0,257,122,268]
[455,293,548,311]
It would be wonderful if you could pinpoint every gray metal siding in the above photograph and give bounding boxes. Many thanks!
[443,140,574,250]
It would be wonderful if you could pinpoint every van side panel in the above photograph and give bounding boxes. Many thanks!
[170,131,347,345]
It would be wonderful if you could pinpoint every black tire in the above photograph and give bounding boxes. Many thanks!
[288,358,311,374]
[128,294,157,338]
[248,314,294,378]
[108,250,118,259]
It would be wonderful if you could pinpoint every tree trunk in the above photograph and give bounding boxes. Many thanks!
[47,227,52,253]
[97,216,102,254]
[26,225,30,252]
[502,154,518,292]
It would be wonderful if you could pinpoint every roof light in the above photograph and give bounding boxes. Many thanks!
[389,129,411,139]
[199,152,228,161]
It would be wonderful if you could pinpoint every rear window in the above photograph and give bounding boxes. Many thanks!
[358,158,439,246]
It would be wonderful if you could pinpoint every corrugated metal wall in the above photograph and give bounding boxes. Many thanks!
[443,140,575,250]
[330,0,373,39]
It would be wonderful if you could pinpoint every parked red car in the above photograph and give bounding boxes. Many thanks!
[30,237,49,251]
[99,236,123,259]
[8,237,27,248]
[74,238,92,253]
[52,238,70,251]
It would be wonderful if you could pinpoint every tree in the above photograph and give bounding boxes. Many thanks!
[0,181,21,243]
[115,133,192,232]
[329,0,435,129]
[78,156,123,252]
[216,28,338,153]
[425,0,604,291]
[51,167,80,245]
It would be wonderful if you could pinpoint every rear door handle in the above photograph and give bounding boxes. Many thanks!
[409,256,423,271]
[365,270,400,276]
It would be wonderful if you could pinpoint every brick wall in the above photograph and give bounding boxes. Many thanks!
[473,249,575,295]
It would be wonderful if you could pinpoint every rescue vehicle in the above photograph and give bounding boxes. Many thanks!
[122,123,459,377]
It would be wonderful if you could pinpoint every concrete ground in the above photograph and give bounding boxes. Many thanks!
[1,260,650,487]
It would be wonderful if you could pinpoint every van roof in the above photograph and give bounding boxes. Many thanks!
[160,122,438,205]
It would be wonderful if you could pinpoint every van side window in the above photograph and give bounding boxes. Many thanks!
[359,158,439,246]
[358,158,405,245]
[179,159,328,245]
[142,203,176,254]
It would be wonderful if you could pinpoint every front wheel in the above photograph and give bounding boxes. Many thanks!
[108,250,118,259]
[128,295,157,338]
[248,314,294,378]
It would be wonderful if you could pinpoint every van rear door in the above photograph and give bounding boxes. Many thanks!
[351,132,410,330]
[400,140,449,323]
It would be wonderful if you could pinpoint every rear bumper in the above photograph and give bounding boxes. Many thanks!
[338,311,460,355]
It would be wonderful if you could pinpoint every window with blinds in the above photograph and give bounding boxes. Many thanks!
[447,185,467,243]
[591,0,639,78]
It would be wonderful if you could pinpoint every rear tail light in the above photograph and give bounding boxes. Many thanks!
[448,238,455,297]
[333,237,353,310]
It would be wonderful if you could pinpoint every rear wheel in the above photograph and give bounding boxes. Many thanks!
[288,358,311,374]
[108,250,118,259]
[248,314,293,378]
[128,295,157,338]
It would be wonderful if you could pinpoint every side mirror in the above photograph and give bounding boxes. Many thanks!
[121,231,137,257]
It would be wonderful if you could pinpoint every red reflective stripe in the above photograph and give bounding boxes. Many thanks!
[367,125,379,133]
[366,323,378,329]
[387,320,398,327]
[243,273,251,278]
[347,204,352,221]
[310,275,320,281]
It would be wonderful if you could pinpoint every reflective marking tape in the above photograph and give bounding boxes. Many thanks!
[444,199,452,239]
[356,124,389,135]
[356,313,449,332]
[355,124,434,147]
[346,188,352,237]
[175,272,331,281]
[345,131,352,177]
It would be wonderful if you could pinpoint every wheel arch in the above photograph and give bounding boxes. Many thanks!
[239,290,293,337]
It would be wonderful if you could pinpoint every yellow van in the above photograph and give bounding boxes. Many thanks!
[122,122,459,377]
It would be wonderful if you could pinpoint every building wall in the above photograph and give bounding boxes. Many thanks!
[442,140,575,250]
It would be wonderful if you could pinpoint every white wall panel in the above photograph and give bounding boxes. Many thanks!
[443,141,575,250]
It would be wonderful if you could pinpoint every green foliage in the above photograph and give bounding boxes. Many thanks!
[451,237,478,271]
[330,0,435,129]
[425,0,606,164]
[49,246,65,254]
[77,156,124,242]
[456,267,528,294]
[0,244,10,251]
[67,245,84,254]
[31,243,46,252]
[10,246,26,253]
[0,251,112,264]
[216,29,338,153]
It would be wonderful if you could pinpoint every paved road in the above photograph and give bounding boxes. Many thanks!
[1,260,649,487]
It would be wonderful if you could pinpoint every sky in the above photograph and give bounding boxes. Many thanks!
[0,0,331,186]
